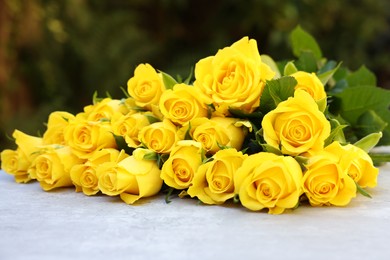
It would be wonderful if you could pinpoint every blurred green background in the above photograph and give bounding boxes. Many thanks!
[1,0,390,150]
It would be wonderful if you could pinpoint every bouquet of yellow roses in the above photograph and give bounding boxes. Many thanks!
[1,26,389,214]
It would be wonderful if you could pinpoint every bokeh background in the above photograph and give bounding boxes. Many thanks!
[1,0,389,150]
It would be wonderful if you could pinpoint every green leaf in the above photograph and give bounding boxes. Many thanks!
[165,187,175,204]
[120,86,131,98]
[143,151,158,160]
[368,152,390,164]
[290,25,322,60]
[355,181,372,199]
[260,144,282,155]
[294,156,308,171]
[332,85,390,146]
[283,61,298,76]
[356,110,387,138]
[184,122,192,140]
[233,194,240,204]
[316,98,327,113]
[295,51,318,72]
[183,66,194,84]
[346,65,377,87]
[325,118,347,146]
[261,54,281,78]
[92,91,101,104]
[158,70,178,90]
[317,62,342,86]
[259,76,297,113]
[145,114,161,124]
[112,133,135,155]
[228,108,263,119]
[354,132,383,152]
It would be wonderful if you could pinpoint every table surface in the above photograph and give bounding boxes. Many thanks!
[1,150,390,260]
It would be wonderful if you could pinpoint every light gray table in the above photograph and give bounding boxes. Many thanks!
[1,154,390,260]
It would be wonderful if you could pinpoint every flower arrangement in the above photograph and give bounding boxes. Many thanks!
[1,26,390,214]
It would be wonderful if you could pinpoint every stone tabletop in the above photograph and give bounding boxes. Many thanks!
[1,159,390,260]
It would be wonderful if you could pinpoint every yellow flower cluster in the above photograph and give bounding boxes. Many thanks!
[0,37,379,214]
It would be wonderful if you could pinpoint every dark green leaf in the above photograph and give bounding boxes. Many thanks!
[259,76,297,113]
[112,133,135,155]
[145,114,161,124]
[324,118,347,146]
[368,153,390,164]
[332,85,390,146]
[228,108,263,119]
[317,62,342,86]
[295,51,318,72]
[165,187,175,204]
[183,66,194,85]
[356,110,387,138]
[346,65,377,87]
[290,25,322,60]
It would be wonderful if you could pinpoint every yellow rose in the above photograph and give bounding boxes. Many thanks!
[64,116,117,158]
[70,149,128,195]
[28,145,84,191]
[291,71,327,101]
[127,63,165,110]
[159,83,209,125]
[138,119,179,154]
[235,152,303,214]
[262,90,331,156]
[97,155,162,204]
[82,98,128,122]
[111,112,151,148]
[6,129,44,182]
[160,140,203,190]
[1,149,31,183]
[188,148,247,204]
[13,129,43,164]
[43,111,75,145]
[324,141,378,188]
[302,153,357,206]
[194,37,275,115]
[180,117,246,154]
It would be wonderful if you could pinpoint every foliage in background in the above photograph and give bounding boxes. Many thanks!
[1,0,389,150]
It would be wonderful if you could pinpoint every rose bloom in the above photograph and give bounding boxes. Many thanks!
[111,112,151,148]
[302,152,357,207]
[82,98,129,122]
[188,148,247,204]
[291,71,327,101]
[97,155,162,204]
[1,149,31,183]
[28,145,84,191]
[159,83,209,126]
[2,130,44,182]
[262,90,331,156]
[43,111,75,145]
[160,140,203,190]
[64,115,117,158]
[324,141,378,188]
[235,152,303,214]
[194,36,275,115]
[180,117,246,154]
[127,63,165,110]
[138,119,179,154]
[70,149,128,196]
